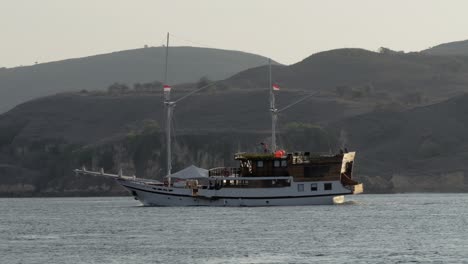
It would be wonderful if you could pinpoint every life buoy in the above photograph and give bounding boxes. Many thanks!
[274,149,286,158]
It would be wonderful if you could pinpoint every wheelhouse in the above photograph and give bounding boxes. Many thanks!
[233,151,348,181]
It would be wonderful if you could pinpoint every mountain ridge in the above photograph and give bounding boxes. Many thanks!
[3,43,468,195]
[422,39,468,56]
[0,46,279,113]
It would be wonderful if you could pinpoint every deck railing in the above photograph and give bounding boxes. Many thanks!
[208,167,241,177]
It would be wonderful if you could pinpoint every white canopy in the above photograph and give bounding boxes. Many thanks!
[166,165,208,179]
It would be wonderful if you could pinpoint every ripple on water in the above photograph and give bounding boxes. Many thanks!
[0,194,467,264]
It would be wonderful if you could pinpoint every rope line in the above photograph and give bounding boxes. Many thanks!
[170,34,216,49]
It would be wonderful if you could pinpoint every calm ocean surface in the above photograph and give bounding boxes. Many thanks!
[1,194,467,264]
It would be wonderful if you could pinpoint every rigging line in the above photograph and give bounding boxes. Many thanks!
[157,33,167,47]
[277,91,320,113]
[160,32,168,46]
[173,81,218,103]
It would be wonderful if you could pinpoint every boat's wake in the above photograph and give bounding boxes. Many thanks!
[337,200,362,206]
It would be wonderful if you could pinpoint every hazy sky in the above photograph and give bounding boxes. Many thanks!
[2,0,468,68]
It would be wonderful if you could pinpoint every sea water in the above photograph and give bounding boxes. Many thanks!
[1,194,467,263]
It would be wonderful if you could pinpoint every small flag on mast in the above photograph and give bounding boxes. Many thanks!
[163,85,171,92]
[272,83,280,91]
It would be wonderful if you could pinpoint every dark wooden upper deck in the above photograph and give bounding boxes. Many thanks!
[234,151,353,182]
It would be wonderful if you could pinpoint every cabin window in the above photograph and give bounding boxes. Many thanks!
[324,183,332,191]
[257,161,264,167]
[274,160,280,167]
[297,184,304,192]
[281,160,288,167]
[311,183,317,191]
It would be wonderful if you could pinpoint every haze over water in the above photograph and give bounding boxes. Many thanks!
[1,194,467,263]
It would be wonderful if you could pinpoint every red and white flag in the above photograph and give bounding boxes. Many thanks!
[272,83,280,91]
[163,84,171,92]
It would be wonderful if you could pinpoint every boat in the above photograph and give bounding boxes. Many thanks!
[74,34,363,206]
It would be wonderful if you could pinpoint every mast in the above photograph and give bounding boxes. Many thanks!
[165,102,174,177]
[269,59,278,152]
[161,32,217,180]
[163,32,174,177]
[164,32,170,100]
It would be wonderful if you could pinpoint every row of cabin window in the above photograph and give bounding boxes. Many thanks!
[257,160,288,168]
[297,183,332,192]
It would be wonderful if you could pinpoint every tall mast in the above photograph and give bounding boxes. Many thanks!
[161,33,218,179]
[269,59,278,152]
[163,32,173,177]
[165,102,174,177]
[164,32,170,100]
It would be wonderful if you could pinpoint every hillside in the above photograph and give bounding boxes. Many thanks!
[328,94,468,192]
[3,48,468,195]
[422,39,468,56]
[0,46,278,113]
[0,89,368,145]
[227,48,468,104]
[2,91,468,196]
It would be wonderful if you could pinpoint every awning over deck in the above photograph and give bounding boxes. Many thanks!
[166,165,208,179]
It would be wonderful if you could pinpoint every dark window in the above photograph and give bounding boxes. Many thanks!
[281,160,288,167]
[273,160,280,167]
[257,161,264,167]
[324,183,332,190]
[311,183,317,191]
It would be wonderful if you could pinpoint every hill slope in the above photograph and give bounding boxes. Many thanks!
[329,94,468,192]
[422,39,468,55]
[2,91,468,195]
[3,48,468,195]
[0,46,277,113]
[227,48,468,103]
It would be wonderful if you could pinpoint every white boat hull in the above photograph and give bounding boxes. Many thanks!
[118,179,352,207]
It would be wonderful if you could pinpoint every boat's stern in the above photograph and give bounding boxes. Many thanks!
[351,183,364,194]
[340,151,364,194]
